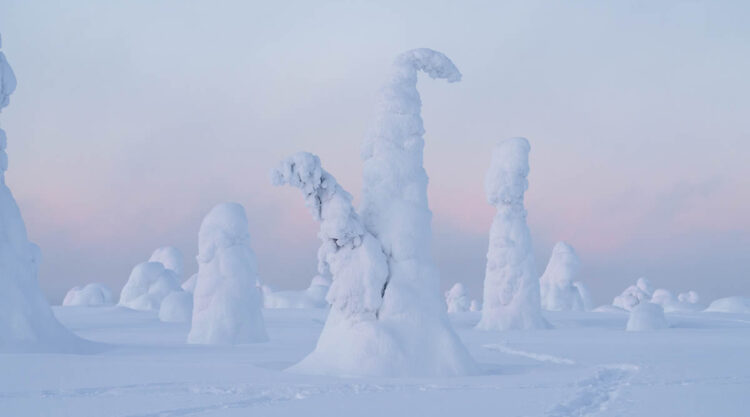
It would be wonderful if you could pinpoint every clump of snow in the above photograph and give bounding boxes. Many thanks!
[704,297,750,314]
[148,246,184,277]
[273,50,475,377]
[187,203,268,344]
[477,137,548,330]
[612,278,654,311]
[445,283,470,313]
[540,242,585,311]
[181,273,197,293]
[470,300,481,312]
[573,281,593,311]
[118,261,181,311]
[0,36,86,352]
[62,283,113,307]
[626,302,669,331]
[679,291,700,304]
[650,288,704,313]
[158,291,193,323]
[263,276,331,309]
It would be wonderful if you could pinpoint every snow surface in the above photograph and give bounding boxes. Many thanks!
[188,203,268,345]
[705,297,750,314]
[477,137,548,330]
[62,283,114,307]
[445,283,470,313]
[3,306,749,416]
[540,242,585,311]
[626,302,669,331]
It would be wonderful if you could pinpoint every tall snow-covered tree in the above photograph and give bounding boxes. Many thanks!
[0,34,87,352]
[188,203,267,345]
[477,137,548,330]
[539,241,585,311]
[272,48,475,376]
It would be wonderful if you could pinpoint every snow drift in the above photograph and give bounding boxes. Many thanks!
[187,203,268,344]
[477,137,548,330]
[626,302,669,331]
[445,283,470,313]
[63,283,113,307]
[540,242,585,311]
[272,50,475,377]
[118,261,181,311]
[0,35,87,352]
[263,276,331,309]
[705,297,750,314]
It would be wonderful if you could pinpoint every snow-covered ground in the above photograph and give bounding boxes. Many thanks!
[2,307,749,416]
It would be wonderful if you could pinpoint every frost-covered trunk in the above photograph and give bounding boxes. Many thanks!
[477,137,548,330]
[0,35,87,352]
[539,241,584,311]
[187,203,267,345]
[273,49,475,376]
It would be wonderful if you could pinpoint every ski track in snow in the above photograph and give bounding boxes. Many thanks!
[545,364,639,417]
[482,343,577,365]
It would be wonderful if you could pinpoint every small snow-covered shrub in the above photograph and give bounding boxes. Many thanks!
[159,291,193,323]
[445,283,470,313]
[263,276,331,309]
[540,242,584,311]
[705,297,750,314]
[188,203,268,345]
[612,278,654,311]
[62,283,113,307]
[626,302,668,331]
[119,262,181,311]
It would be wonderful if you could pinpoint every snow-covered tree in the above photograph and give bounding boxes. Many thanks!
[63,283,113,307]
[477,137,548,330]
[119,261,181,311]
[272,48,475,376]
[148,246,184,278]
[612,277,653,311]
[187,203,267,344]
[540,242,585,311]
[626,302,668,331]
[0,35,88,352]
[445,283,471,313]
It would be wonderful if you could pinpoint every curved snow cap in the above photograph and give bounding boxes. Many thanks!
[485,137,530,206]
[149,246,183,277]
[394,48,461,83]
[198,202,251,263]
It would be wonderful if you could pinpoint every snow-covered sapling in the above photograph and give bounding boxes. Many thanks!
[540,242,585,311]
[187,203,268,344]
[477,137,548,330]
[445,283,471,313]
[613,277,653,311]
[119,261,181,311]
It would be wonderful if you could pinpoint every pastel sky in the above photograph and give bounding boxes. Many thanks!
[1,0,748,305]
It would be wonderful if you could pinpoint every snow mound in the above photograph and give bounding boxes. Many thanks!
[445,283,470,313]
[263,276,331,309]
[188,203,268,344]
[540,242,585,311]
[477,137,548,330]
[626,302,669,331]
[159,291,193,323]
[705,297,750,314]
[0,35,87,352]
[118,262,181,311]
[612,278,653,311]
[149,246,184,277]
[62,283,113,307]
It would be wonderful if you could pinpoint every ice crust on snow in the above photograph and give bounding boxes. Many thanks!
[540,242,585,311]
[188,203,268,344]
[273,49,475,376]
[477,137,548,330]
[159,291,193,323]
[445,283,470,313]
[118,261,181,311]
[705,296,750,314]
[0,36,86,352]
[63,283,113,307]
[263,276,331,309]
[626,302,669,331]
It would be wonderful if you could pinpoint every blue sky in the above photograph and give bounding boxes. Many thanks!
[1,0,748,304]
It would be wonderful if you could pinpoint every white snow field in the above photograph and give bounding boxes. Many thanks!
[2,307,749,416]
